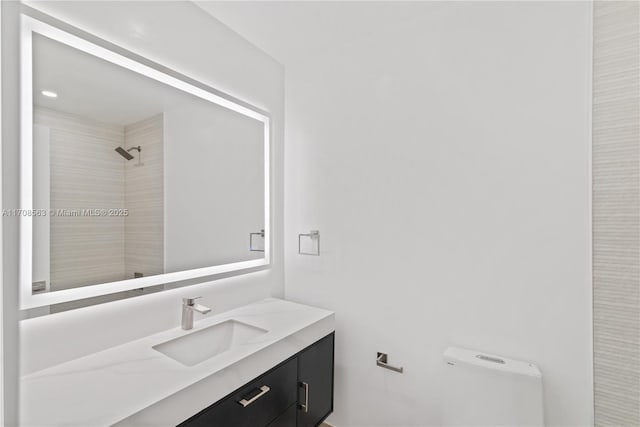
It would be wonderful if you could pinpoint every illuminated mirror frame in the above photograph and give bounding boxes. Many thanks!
[19,14,271,310]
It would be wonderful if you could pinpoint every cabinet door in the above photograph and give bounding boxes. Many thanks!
[179,358,297,427]
[297,333,334,427]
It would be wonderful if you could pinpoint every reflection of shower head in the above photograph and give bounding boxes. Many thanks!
[115,146,141,161]
[115,147,134,160]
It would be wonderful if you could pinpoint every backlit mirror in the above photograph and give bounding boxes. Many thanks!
[20,16,270,312]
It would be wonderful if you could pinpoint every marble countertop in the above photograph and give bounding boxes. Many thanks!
[20,298,335,426]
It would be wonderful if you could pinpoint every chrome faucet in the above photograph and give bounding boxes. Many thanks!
[181,297,211,330]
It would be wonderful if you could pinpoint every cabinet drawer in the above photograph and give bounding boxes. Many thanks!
[266,403,296,427]
[181,358,298,427]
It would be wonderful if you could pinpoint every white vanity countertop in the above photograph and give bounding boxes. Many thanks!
[20,298,335,426]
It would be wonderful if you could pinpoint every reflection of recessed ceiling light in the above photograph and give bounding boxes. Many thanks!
[41,90,58,98]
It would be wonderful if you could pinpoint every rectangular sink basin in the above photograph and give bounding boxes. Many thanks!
[153,320,268,366]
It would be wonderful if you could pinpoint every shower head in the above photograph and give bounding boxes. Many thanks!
[115,146,134,160]
[115,146,141,161]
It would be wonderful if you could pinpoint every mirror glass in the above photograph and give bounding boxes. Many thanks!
[27,30,268,311]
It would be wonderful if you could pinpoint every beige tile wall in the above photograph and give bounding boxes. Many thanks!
[592,1,640,425]
[34,108,165,310]
[124,114,164,279]
[35,107,126,291]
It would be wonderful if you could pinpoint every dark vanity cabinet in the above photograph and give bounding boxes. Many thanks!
[179,333,334,427]
[297,333,335,427]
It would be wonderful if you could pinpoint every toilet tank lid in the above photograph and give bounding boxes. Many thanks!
[444,347,542,378]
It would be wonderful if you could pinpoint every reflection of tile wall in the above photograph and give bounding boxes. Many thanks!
[35,107,126,291]
[124,114,164,279]
[593,1,640,425]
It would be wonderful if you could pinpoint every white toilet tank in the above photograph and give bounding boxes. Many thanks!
[442,347,544,426]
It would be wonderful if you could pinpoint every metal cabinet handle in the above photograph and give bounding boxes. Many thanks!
[299,382,309,413]
[238,385,270,407]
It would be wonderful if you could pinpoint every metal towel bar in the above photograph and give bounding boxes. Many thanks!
[249,229,265,252]
[298,230,320,256]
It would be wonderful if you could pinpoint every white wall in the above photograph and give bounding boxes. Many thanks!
[0,3,4,417]
[2,2,23,424]
[0,2,6,422]
[283,2,592,426]
[164,100,264,272]
[17,0,284,375]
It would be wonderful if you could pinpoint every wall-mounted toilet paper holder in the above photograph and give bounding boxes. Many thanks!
[377,352,404,373]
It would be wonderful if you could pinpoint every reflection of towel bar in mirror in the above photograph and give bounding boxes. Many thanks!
[249,230,265,252]
[298,230,320,256]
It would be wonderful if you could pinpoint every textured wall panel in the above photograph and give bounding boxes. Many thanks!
[593,2,640,426]
[124,114,164,279]
[34,107,126,291]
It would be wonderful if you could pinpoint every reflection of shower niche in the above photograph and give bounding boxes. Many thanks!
[27,29,267,312]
